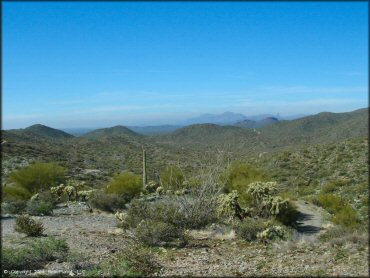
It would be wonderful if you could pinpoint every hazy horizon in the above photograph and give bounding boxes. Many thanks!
[3,2,368,129]
[3,107,368,130]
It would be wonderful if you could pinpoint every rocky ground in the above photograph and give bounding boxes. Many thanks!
[1,201,368,277]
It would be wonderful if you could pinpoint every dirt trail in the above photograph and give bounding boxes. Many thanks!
[294,200,323,242]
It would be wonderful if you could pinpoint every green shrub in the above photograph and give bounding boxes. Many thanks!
[314,193,344,214]
[160,165,185,191]
[84,240,158,276]
[126,194,218,231]
[125,199,187,229]
[321,179,351,194]
[8,162,66,194]
[1,237,68,270]
[26,200,54,216]
[3,185,31,201]
[135,219,185,247]
[332,205,360,229]
[2,200,28,215]
[14,215,44,237]
[314,193,360,228]
[106,172,142,202]
[318,225,367,246]
[88,191,127,212]
[321,182,337,194]
[221,162,269,205]
[235,217,265,241]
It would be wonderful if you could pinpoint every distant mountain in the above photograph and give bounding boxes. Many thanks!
[259,108,368,146]
[155,123,266,153]
[183,111,306,125]
[7,124,74,139]
[234,119,258,128]
[235,117,279,128]
[81,125,141,140]
[155,108,367,152]
[184,111,248,125]
[128,125,183,135]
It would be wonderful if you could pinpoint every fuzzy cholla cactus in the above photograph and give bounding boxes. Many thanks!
[145,181,159,193]
[217,190,251,222]
[77,189,96,202]
[115,211,129,229]
[155,186,164,195]
[257,225,286,242]
[50,184,66,200]
[63,185,77,201]
[246,181,288,218]
[246,181,277,200]
[263,196,289,215]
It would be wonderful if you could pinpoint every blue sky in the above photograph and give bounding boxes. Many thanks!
[3,2,368,128]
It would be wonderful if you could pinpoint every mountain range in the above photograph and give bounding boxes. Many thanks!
[2,107,367,182]
[3,108,367,149]
[57,112,307,136]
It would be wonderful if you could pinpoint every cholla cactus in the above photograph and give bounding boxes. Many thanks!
[63,185,77,201]
[246,181,277,200]
[155,186,164,195]
[246,181,288,218]
[115,211,129,229]
[145,181,159,193]
[175,189,186,196]
[257,225,287,242]
[77,189,96,202]
[263,196,289,215]
[50,184,66,200]
[217,190,251,221]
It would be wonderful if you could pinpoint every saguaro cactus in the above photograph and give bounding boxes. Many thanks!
[142,148,147,187]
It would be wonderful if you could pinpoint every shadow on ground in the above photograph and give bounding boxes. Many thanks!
[295,212,321,234]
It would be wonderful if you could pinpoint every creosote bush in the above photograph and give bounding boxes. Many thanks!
[84,240,158,276]
[221,162,269,205]
[106,171,142,202]
[14,215,44,237]
[26,200,54,216]
[1,237,68,270]
[9,162,66,194]
[235,217,265,241]
[88,191,127,212]
[3,185,31,201]
[160,165,185,191]
[2,200,28,215]
[314,193,360,228]
[135,219,185,247]
[26,191,56,216]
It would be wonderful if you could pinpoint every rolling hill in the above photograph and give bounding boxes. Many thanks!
[154,123,267,154]
[259,108,368,147]
[81,125,141,140]
[7,124,74,140]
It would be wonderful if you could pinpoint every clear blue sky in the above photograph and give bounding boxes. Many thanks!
[3,2,368,128]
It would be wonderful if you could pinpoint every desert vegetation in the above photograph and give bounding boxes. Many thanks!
[1,109,368,276]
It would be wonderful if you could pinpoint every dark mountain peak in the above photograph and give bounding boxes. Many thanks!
[82,125,140,139]
[262,117,279,121]
[236,119,256,124]
[23,124,74,139]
